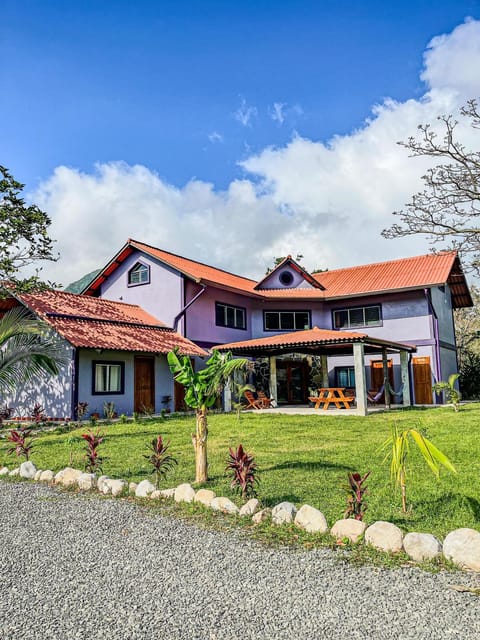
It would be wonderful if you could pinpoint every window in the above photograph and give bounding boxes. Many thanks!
[92,361,125,395]
[279,270,294,286]
[128,262,150,286]
[333,305,381,329]
[336,366,355,388]
[215,302,246,330]
[264,310,311,331]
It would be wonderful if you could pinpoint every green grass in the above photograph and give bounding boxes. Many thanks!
[2,404,480,540]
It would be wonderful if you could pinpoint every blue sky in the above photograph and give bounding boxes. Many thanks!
[1,1,480,283]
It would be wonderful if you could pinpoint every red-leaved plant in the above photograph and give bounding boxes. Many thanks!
[32,402,47,423]
[6,426,35,460]
[226,444,259,499]
[344,471,371,521]
[144,435,178,488]
[81,429,105,473]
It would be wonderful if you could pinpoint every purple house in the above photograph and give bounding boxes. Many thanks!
[80,239,471,414]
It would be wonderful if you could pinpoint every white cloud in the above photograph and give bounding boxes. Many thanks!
[208,131,224,143]
[270,102,285,125]
[33,19,480,287]
[234,96,258,127]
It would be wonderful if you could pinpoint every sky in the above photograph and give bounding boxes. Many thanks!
[2,0,480,285]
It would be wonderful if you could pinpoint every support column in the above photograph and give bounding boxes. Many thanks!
[269,356,278,404]
[353,342,367,416]
[223,380,232,413]
[382,348,391,409]
[320,353,329,387]
[400,351,411,407]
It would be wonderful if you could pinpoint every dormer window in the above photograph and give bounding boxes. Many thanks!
[128,262,150,286]
[279,270,294,286]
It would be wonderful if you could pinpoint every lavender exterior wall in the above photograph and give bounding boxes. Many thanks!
[77,349,174,416]
[259,265,315,289]
[99,251,184,328]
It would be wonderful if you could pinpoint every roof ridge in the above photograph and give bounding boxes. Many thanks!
[312,250,457,276]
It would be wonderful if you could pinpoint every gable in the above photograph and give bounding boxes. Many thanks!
[254,257,324,291]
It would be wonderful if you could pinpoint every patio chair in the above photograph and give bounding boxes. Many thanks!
[243,390,263,410]
[257,390,274,408]
[367,384,385,405]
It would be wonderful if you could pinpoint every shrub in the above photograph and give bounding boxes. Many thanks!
[81,429,105,473]
[6,426,35,460]
[0,404,13,425]
[344,471,370,521]
[32,402,47,423]
[144,435,177,488]
[76,402,89,421]
[226,444,259,499]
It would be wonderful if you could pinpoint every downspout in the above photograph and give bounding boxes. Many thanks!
[173,284,207,333]
[71,347,79,421]
[424,288,442,401]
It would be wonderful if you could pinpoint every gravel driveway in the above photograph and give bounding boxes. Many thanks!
[1,482,480,640]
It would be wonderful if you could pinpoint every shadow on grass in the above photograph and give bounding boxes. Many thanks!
[385,492,480,528]
[263,460,351,473]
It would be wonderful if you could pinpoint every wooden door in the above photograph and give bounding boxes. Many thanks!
[277,361,308,404]
[370,360,394,402]
[134,357,155,413]
[413,356,432,404]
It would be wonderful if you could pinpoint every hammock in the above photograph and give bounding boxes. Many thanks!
[387,382,405,398]
[366,384,385,404]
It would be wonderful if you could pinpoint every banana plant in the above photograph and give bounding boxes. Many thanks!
[167,348,248,483]
[432,373,461,412]
[382,424,456,513]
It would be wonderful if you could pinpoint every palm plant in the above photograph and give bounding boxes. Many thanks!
[382,424,456,513]
[432,373,461,411]
[0,306,64,394]
[167,348,248,483]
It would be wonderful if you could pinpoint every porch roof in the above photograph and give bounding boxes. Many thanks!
[213,326,417,357]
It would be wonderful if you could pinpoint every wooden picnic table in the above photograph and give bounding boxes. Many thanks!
[308,387,355,410]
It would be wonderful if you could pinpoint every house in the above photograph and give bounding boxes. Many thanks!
[1,288,206,420]
[81,239,471,413]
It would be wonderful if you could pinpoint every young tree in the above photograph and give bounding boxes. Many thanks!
[0,165,57,290]
[382,99,480,274]
[167,349,248,483]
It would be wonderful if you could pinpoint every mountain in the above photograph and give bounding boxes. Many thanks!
[64,269,101,294]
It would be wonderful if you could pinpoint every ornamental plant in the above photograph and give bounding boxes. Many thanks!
[32,402,47,423]
[226,444,259,500]
[344,471,370,521]
[81,429,105,473]
[432,373,461,412]
[144,435,178,488]
[6,426,35,460]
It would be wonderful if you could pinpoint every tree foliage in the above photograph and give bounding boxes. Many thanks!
[0,165,57,290]
[382,99,480,274]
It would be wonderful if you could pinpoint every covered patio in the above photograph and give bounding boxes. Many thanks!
[214,327,417,416]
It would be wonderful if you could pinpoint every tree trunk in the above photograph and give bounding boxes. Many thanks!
[193,407,208,483]
[401,470,407,513]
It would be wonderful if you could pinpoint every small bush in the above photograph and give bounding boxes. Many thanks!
[144,435,177,488]
[226,444,259,499]
[81,429,105,473]
[6,426,35,461]
[344,471,370,521]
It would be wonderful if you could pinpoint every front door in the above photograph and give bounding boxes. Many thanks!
[276,361,308,404]
[134,357,155,413]
[413,356,432,404]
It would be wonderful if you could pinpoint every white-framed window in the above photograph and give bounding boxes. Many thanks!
[128,262,150,286]
[215,302,246,330]
[93,361,124,395]
[333,305,381,329]
[264,310,311,331]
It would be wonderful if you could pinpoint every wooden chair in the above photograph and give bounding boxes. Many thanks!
[257,390,273,408]
[243,390,263,410]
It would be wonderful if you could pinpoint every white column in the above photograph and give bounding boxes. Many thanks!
[223,380,232,413]
[320,354,329,387]
[400,351,411,406]
[353,342,367,416]
[382,349,391,409]
[269,356,278,404]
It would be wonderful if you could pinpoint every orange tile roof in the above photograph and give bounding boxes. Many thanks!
[13,289,206,356]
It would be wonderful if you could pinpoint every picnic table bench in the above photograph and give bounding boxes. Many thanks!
[308,387,355,410]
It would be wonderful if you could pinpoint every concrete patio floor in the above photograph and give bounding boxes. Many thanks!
[243,404,407,415]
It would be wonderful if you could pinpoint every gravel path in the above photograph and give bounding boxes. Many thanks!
[1,482,480,640]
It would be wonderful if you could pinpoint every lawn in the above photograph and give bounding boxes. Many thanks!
[2,404,480,539]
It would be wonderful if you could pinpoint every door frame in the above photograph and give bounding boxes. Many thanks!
[412,356,433,405]
[134,356,155,413]
[276,360,309,404]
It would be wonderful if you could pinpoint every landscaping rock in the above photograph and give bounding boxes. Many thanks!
[55,467,83,488]
[239,498,260,517]
[39,470,54,483]
[97,476,111,493]
[106,479,126,497]
[272,502,297,525]
[19,461,36,479]
[9,468,19,477]
[194,489,216,507]
[403,532,442,562]
[77,473,96,491]
[365,521,404,553]
[174,483,195,503]
[159,488,176,499]
[294,504,328,534]
[129,482,138,494]
[0,467,9,476]
[210,497,239,514]
[34,470,43,481]
[252,508,271,524]
[443,528,480,571]
[330,518,366,543]
[150,490,161,499]
[136,480,156,498]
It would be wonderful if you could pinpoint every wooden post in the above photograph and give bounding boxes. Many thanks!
[382,349,391,409]
[269,356,278,404]
[400,351,411,406]
[353,342,367,416]
[320,353,329,387]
